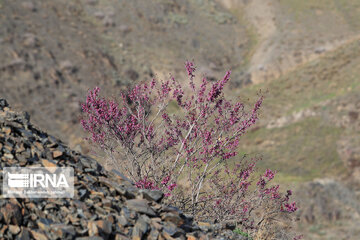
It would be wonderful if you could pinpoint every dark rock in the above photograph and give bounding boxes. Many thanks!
[37,218,53,232]
[50,224,76,238]
[117,215,128,227]
[163,222,184,237]
[17,228,31,240]
[18,128,33,138]
[0,99,9,109]
[95,220,112,235]
[80,157,92,168]
[222,221,236,231]
[149,226,160,240]
[1,203,23,225]
[162,205,182,213]
[162,213,184,227]
[140,189,164,203]
[126,199,156,217]
[132,217,149,240]
[79,188,89,200]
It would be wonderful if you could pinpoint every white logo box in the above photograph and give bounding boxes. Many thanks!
[2,167,74,198]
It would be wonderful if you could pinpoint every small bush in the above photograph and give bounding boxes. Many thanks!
[81,61,297,235]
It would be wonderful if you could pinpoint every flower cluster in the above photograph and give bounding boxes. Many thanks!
[135,178,159,190]
[282,190,298,213]
[81,61,297,235]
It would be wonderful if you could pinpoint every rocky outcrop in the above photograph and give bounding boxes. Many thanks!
[295,178,360,239]
[297,178,360,224]
[0,99,242,240]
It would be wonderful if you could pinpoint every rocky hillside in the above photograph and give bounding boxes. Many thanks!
[0,99,244,240]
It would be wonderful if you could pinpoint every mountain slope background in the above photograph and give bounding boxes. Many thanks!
[1,0,360,239]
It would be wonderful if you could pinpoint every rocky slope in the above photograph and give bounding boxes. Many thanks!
[0,99,244,240]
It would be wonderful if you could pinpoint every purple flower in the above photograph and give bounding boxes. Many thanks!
[284,202,297,213]
[264,169,276,180]
[168,183,177,191]
[185,61,196,79]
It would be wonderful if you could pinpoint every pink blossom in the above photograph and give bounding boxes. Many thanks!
[283,202,298,213]
[167,183,177,191]
[264,169,276,180]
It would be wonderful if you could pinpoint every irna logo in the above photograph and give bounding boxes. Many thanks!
[7,172,69,188]
[3,167,74,198]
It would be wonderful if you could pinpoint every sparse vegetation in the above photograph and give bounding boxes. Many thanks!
[233,228,253,239]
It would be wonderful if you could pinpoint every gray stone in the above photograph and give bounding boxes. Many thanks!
[132,217,149,239]
[37,218,53,231]
[17,228,31,240]
[140,189,164,202]
[117,215,128,227]
[95,220,112,235]
[126,199,156,217]
[161,213,184,227]
[0,99,9,109]
[1,203,22,225]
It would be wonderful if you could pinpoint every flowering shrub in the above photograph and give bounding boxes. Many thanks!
[81,61,297,234]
